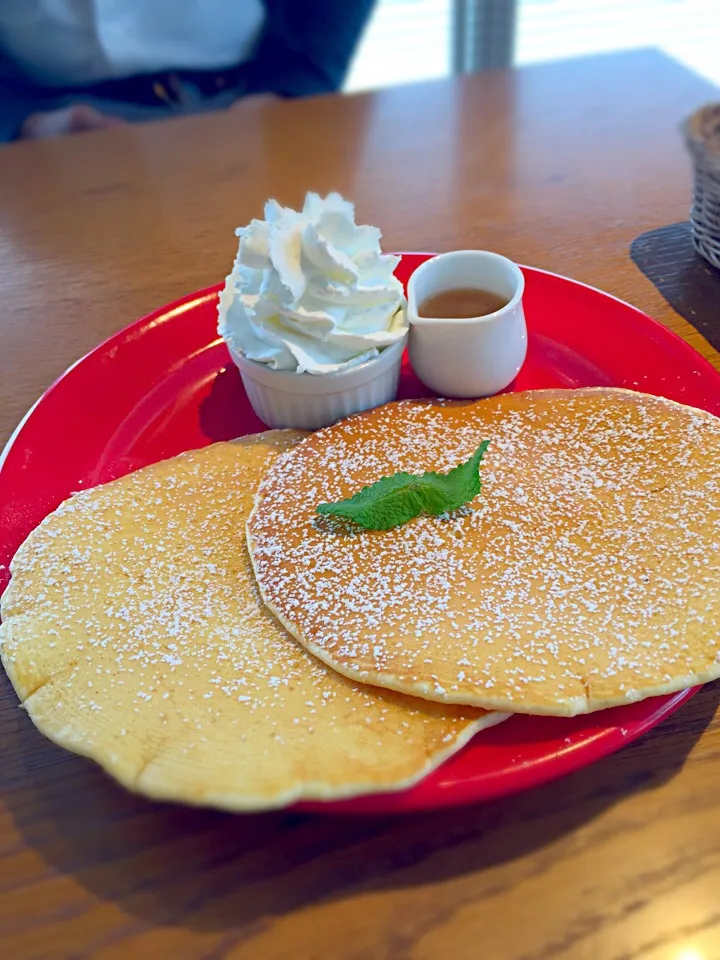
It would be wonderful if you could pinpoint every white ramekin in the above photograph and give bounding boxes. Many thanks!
[227,334,407,430]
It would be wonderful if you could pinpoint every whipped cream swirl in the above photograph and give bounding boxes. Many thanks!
[218,192,407,375]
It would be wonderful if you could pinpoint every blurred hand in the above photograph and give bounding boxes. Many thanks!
[231,93,278,110]
[20,105,125,140]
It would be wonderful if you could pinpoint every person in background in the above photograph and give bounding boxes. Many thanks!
[0,0,376,143]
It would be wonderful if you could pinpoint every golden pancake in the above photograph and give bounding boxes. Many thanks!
[248,389,720,716]
[0,431,503,811]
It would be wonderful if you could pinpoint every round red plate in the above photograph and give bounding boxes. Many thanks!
[2,254,718,814]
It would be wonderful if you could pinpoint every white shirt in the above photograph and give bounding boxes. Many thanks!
[0,0,266,87]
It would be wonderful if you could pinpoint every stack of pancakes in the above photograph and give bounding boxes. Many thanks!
[2,388,719,811]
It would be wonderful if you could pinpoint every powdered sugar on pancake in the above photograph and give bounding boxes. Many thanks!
[248,390,720,716]
[0,432,502,811]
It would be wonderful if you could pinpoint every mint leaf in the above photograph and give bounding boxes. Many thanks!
[316,441,490,531]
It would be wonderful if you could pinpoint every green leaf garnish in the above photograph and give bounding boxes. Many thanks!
[316,441,490,531]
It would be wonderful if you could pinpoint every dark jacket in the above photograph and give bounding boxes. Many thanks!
[0,0,376,141]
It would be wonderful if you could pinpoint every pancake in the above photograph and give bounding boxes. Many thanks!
[248,389,720,716]
[0,431,504,812]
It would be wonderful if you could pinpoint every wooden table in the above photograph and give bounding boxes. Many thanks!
[1,49,719,960]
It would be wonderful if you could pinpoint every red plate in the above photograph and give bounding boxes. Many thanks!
[2,253,719,814]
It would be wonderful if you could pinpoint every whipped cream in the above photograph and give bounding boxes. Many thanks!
[218,192,407,375]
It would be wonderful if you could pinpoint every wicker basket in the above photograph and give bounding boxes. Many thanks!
[684,103,720,270]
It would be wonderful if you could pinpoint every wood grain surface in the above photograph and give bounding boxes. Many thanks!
[1,50,720,960]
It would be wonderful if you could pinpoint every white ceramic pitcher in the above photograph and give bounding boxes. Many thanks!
[407,250,527,397]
